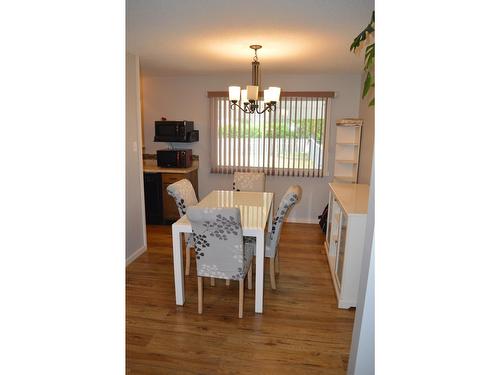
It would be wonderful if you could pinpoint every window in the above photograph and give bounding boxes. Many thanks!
[209,92,334,177]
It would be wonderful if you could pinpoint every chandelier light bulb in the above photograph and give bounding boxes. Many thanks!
[246,85,259,102]
[264,89,271,103]
[229,86,241,102]
[241,89,249,104]
[269,87,281,102]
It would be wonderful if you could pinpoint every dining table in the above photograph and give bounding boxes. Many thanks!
[171,190,274,313]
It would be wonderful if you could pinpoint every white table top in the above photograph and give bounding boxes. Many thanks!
[174,190,274,233]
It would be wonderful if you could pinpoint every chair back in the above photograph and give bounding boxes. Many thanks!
[187,207,249,280]
[166,179,198,216]
[232,172,266,192]
[268,185,302,253]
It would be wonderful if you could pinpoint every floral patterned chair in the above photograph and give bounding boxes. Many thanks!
[186,207,253,318]
[232,172,266,192]
[166,179,198,275]
[244,185,302,289]
[228,171,266,286]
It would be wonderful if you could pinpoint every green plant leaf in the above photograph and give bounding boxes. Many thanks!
[365,43,375,55]
[350,39,359,52]
[364,43,375,70]
[350,34,363,51]
[363,72,372,98]
[352,10,375,106]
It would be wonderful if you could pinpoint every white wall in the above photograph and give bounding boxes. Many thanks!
[126,53,147,263]
[357,75,374,184]
[348,162,374,375]
[142,73,362,223]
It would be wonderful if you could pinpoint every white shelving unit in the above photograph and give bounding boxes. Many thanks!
[333,118,363,184]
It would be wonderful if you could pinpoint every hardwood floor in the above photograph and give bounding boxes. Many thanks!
[127,223,355,374]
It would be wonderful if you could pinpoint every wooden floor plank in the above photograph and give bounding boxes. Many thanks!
[127,223,355,374]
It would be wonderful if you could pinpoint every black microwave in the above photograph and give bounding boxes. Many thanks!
[157,149,192,168]
[154,120,198,142]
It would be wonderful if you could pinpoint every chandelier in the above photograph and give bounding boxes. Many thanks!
[228,45,281,114]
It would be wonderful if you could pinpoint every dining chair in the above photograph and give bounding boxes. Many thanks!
[232,171,266,192]
[186,207,253,318]
[229,171,266,286]
[166,179,198,275]
[244,185,302,289]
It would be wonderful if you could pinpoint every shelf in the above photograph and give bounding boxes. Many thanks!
[334,175,357,182]
[334,120,361,187]
[336,142,359,146]
[336,118,363,127]
[336,123,362,127]
[335,159,358,164]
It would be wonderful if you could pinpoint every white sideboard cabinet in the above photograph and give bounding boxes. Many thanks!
[325,183,369,308]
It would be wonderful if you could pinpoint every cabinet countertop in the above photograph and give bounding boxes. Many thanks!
[143,160,199,174]
[329,182,369,215]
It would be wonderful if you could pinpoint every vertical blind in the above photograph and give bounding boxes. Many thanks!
[209,92,334,177]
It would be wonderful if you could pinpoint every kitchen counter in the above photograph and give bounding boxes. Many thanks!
[142,159,199,174]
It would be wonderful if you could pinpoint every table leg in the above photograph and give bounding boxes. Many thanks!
[172,225,185,305]
[255,231,265,313]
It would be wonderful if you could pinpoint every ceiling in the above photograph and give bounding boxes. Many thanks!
[126,0,374,76]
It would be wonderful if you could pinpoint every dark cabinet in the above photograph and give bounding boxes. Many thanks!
[143,173,163,224]
[143,169,198,225]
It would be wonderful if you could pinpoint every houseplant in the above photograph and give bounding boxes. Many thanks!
[350,11,375,106]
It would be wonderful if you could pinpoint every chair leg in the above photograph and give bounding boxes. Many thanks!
[239,279,244,318]
[185,246,191,276]
[226,280,230,286]
[248,260,253,290]
[197,277,203,314]
[275,251,280,275]
[270,257,277,290]
[210,277,215,287]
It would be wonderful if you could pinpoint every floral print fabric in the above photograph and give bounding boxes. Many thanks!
[245,185,302,258]
[232,172,266,192]
[166,179,198,215]
[187,207,254,280]
[166,179,198,247]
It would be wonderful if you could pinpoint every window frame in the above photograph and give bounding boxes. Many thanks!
[208,91,334,177]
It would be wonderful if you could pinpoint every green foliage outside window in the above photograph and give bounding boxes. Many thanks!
[219,118,325,140]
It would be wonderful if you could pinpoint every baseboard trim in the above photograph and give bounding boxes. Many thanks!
[126,245,147,266]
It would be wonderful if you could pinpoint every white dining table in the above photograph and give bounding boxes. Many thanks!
[171,190,274,313]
